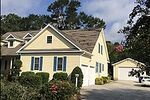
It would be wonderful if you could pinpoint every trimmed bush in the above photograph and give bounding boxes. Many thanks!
[71,66,83,88]
[95,76,111,85]
[95,78,104,85]
[36,72,49,84]
[21,71,35,76]
[39,80,77,100]
[18,72,42,88]
[53,72,68,81]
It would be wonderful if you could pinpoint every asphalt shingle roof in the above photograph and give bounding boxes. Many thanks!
[1,28,100,55]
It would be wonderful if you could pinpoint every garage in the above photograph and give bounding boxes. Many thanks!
[81,65,95,86]
[113,58,145,81]
[118,67,138,81]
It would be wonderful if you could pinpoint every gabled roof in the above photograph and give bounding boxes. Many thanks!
[112,58,145,66]
[2,24,103,55]
[18,24,101,54]
[23,33,33,39]
[2,30,40,40]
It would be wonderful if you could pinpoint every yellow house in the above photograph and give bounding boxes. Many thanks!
[113,58,145,81]
[1,24,109,86]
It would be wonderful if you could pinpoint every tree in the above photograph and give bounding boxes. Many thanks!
[119,0,150,75]
[47,0,105,29]
[1,14,22,35]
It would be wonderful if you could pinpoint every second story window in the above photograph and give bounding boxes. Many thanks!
[47,36,52,43]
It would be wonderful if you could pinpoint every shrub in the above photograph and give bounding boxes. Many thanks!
[95,76,111,85]
[1,80,38,100]
[39,80,77,100]
[95,78,104,85]
[36,72,49,84]
[21,71,35,76]
[71,66,83,88]
[18,72,42,88]
[53,72,68,81]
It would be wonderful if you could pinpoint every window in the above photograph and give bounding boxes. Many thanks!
[47,36,52,43]
[57,57,63,71]
[9,41,14,47]
[34,58,40,70]
[96,62,98,73]
[98,43,100,53]
[99,63,101,73]
[102,64,104,71]
[101,45,103,54]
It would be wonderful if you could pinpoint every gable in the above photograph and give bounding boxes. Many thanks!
[23,33,33,39]
[6,34,15,39]
[22,27,78,51]
[92,29,109,62]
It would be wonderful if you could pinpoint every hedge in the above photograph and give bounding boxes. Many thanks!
[18,72,42,88]
[36,72,49,84]
[53,72,68,81]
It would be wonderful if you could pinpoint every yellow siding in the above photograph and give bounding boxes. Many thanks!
[91,30,108,78]
[20,54,80,79]
[24,27,75,50]
[113,60,139,80]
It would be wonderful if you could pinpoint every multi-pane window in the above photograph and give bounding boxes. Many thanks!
[34,58,40,70]
[47,36,52,43]
[57,57,63,71]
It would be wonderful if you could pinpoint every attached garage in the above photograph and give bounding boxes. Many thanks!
[113,58,145,81]
[81,65,95,86]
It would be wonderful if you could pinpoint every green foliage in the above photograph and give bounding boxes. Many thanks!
[95,78,104,85]
[1,80,38,100]
[39,80,77,100]
[71,66,83,88]
[119,0,150,75]
[21,71,35,76]
[1,14,52,35]
[36,72,49,84]
[53,72,68,81]
[18,72,42,88]
[95,76,111,85]
[47,0,105,29]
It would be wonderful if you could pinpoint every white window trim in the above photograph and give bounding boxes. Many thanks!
[8,41,14,48]
[47,36,52,43]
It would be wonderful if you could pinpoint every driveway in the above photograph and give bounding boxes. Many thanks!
[81,81,150,100]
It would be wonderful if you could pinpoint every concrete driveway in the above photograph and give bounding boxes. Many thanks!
[81,81,150,100]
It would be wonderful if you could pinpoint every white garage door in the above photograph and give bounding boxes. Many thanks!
[81,66,95,86]
[118,67,138,81]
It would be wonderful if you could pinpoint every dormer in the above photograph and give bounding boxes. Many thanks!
[6,34,15,48]
[23,33,33,43]
[5,34,23,48]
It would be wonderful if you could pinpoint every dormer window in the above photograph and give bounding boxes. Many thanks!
[8,40,14,48]
[47,36,52,43]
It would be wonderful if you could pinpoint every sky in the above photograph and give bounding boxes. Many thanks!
[1,0,136,43]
